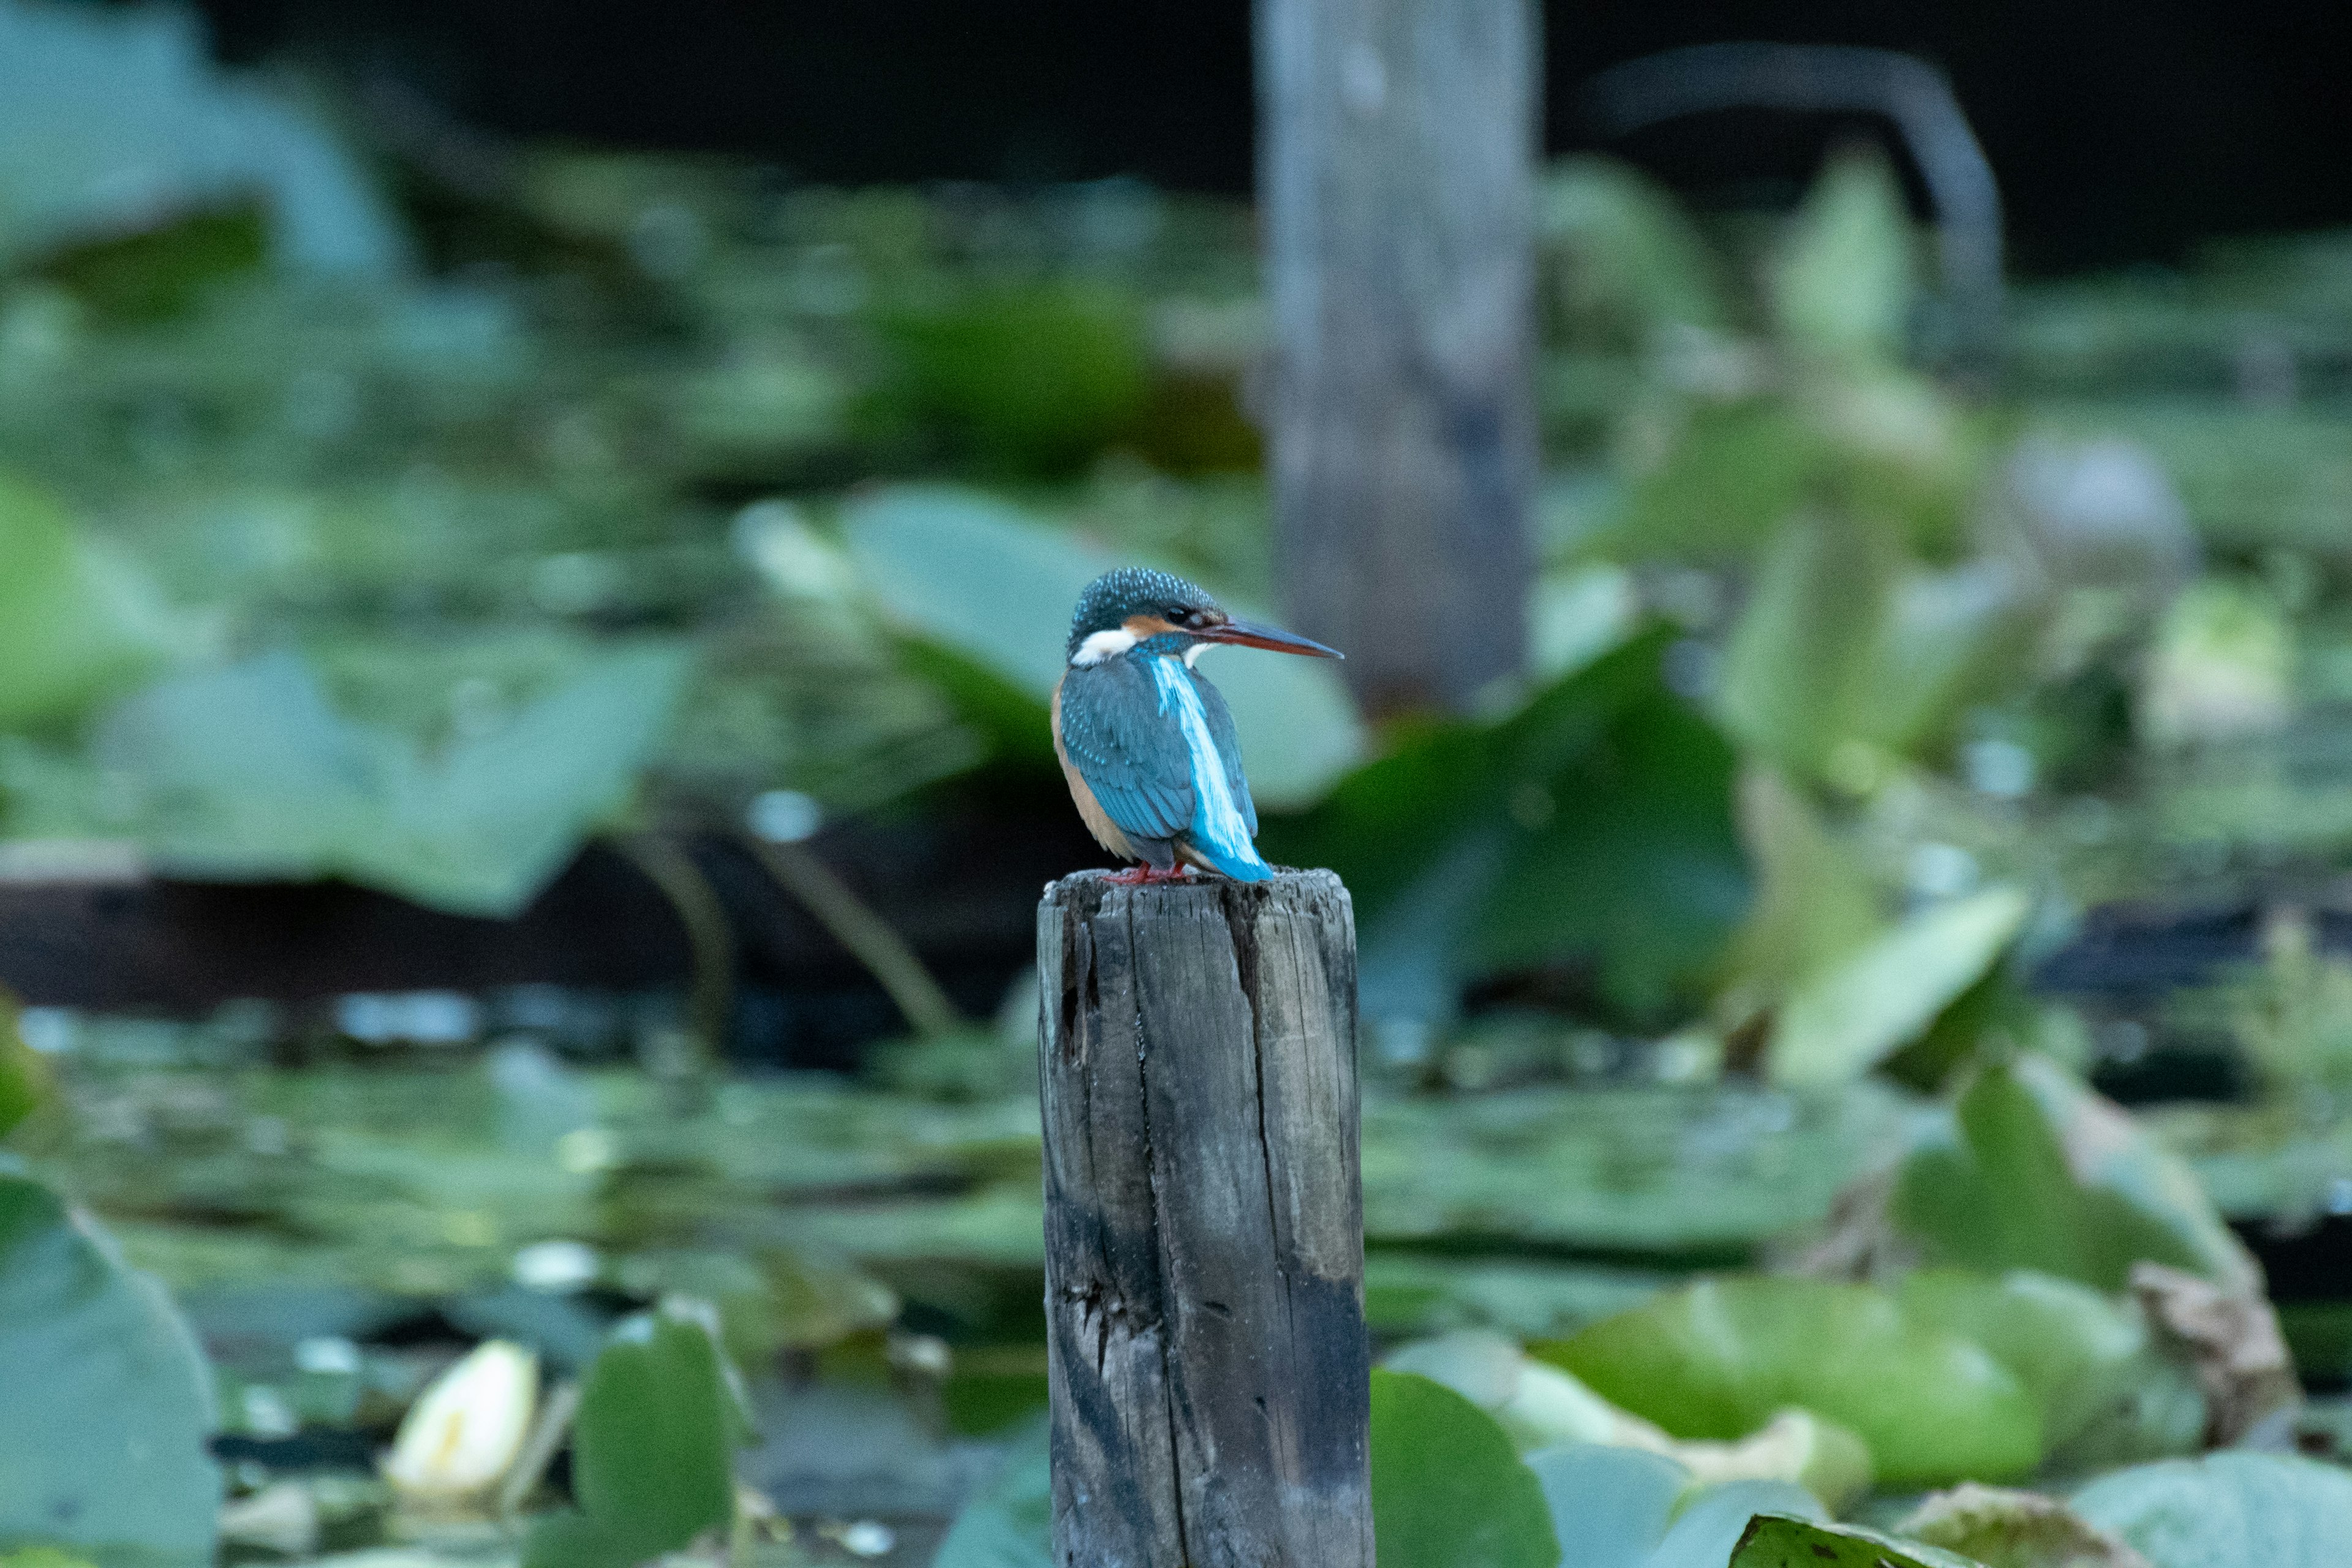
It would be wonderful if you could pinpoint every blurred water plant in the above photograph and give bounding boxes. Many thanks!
[0,0,407,277]
[522,1297,752,1567]
[1,645,691,916]
[0,1169,221,1567]
[2226,908,2352,1114]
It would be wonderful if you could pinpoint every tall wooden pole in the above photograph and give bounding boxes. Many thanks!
[1037,870,1368,1568]
[1259,0,1539,715]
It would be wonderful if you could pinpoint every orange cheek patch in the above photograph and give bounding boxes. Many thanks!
[1123,615,1180,639]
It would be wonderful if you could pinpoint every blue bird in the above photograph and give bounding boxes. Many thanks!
[1054,567,1342,884]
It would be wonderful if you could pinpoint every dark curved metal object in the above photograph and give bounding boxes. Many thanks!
[1582,42,2004,382]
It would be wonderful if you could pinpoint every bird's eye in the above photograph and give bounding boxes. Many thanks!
[1166,606,1190,623]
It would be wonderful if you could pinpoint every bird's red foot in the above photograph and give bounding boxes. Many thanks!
[1106,863,1190,885]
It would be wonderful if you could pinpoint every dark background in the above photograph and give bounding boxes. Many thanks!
[194,0,2352,273]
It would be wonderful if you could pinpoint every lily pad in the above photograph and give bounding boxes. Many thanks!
[1371,1370,1559,1568]
[0,0,406,273]
[1273,629,1747,1021]
[1717,509,1899,779]
[1768,886,2032,1087]
[1728,1515,1978,1568]
[523,1297,749,1568]
[0,997,47,1140]
[66,645,689,916]
[1896,1269,2201,1464]
[1539,1276,2042,1486]
[1605,399,1826,561]
[1900,1484,2150,1568]
[1890,1055,2260,1295]
[1651,1483,1828,1568]
[2071,1453,2352,1568]
[0,475,172,733]
[1769,148,1914,368]
[1539,156,1730,344]
[1719,767,1883,1009]
[0,1170,221,1568]
[1522,1443,1691,1568]
[932,1419,1051,1568]
[870,281,1151,477]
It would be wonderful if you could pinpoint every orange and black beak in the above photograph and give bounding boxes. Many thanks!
[1196,616,1344,659]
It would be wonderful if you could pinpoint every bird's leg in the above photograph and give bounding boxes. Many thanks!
[1104,861,1190,886]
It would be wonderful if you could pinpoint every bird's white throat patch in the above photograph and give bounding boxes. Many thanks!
[1069,627,1137,666]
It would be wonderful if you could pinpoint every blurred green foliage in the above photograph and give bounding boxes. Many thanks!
[523,1298,750,1568]
[0,1169,221,1566]
[7,15,2352,1562]
[1370,1371,1559,1568]
[1544,1277,2043,1487]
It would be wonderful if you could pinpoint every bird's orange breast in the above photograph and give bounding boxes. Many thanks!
[1052,673,1139,861]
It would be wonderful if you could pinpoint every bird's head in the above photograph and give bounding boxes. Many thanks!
[1066,567,1343,668]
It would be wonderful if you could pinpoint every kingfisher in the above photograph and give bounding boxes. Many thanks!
[1053,567,1342,884]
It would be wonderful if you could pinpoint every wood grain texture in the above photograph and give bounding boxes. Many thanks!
[1259,0,1538,715]
[1037,868,1369,1568]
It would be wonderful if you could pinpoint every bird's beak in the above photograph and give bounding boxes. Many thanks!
[1196,616,1344,659]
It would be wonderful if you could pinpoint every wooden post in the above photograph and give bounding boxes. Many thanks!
[1258,0,1539,715]
[1037,869,1369,1568]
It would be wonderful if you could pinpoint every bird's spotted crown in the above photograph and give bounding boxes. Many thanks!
[1066,567,1219,657]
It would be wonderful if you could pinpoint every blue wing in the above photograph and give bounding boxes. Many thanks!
[1057,658,1193,847]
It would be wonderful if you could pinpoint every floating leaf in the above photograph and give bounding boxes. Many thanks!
[1728,1514,1978,1568]
[1608,399,1825,562]
[1714,509,1896,779]
[870,281,1151,477]
[0,0,407,273]
[1540,1276,2041,1486]
[2072,1453,2352,1568]
[523,1297,749,1568]
[70,646,689,916]
[1272,630,1746,1021]
[841,484,1363,806]
[1539,156,1730,345]
[1770,148,1915,366]
[932,1419,1052,1568]
[0,475,172,733]
[1371,1370,1559,1568]
[1896,1270,2200,1464]
[1719,766,1883,1010]
[1649,1482,1826,1568]
[1890,1055,2260,1295]
[1387,1331,1646,1452]
[2128,1263,2296,1447]
[0,1170,221,1568]
[1387,1332,1868,1507]
[1768,886,2032,1087]
[1900,1484,2151,1568]
[1521,1443,1690,1568]
[1854,562,2041,756]
[2139,579,2293,750]
[1667,1411,1872,1512]
[0,995,48,1140]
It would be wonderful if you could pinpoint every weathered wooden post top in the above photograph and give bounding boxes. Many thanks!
[1036,868,1370,1568]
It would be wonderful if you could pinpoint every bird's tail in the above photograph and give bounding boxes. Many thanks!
[1191,840,1273,882]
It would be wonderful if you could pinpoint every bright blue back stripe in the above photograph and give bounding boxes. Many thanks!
[1149,659,1270,878]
